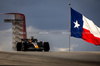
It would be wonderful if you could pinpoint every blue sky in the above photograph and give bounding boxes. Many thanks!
[0,0,100,51]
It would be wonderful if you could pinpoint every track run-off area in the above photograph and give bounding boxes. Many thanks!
[0,51,100,66]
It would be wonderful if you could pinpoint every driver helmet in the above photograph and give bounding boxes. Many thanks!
[30,36,34,40]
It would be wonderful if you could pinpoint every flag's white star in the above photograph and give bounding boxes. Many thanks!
[74,20,80,28]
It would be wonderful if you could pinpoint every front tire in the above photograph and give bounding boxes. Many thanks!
[16,42,22,51]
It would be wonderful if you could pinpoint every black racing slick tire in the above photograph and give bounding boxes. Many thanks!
[44,42,50,52]
[17,42,22,51]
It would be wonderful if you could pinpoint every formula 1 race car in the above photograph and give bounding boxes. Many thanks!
[16,36,50,52]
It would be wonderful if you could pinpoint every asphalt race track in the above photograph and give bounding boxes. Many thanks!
[0,51,100,66]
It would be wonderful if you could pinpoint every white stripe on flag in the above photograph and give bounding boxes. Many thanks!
[83,15,100,38]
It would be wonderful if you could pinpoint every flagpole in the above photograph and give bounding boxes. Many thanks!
[69,3,71,51]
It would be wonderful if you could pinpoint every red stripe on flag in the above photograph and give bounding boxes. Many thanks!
[82,28,100,45]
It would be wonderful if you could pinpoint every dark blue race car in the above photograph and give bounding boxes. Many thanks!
[16,37,50,52]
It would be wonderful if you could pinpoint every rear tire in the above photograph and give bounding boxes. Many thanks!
[44,42,50,52]
[16,42,22,51]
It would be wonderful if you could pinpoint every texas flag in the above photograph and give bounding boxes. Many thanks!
[71,8,100,45]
